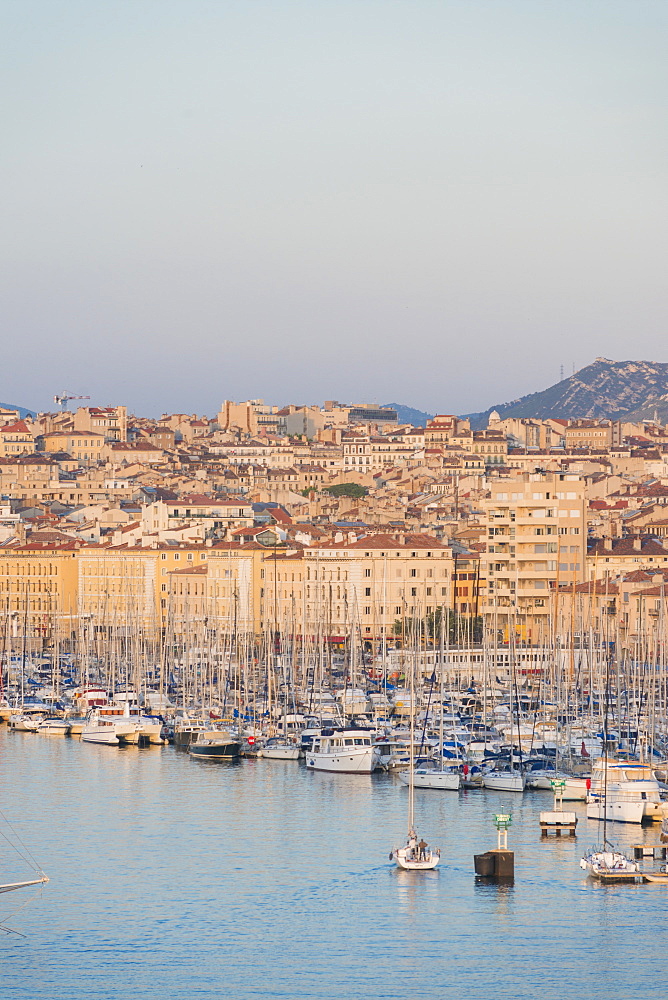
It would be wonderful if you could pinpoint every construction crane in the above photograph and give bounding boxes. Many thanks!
[53,392,90,410]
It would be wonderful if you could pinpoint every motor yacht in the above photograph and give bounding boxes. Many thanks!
[586,759,666,824]
[188,731,241,759]
[306,728,380,773]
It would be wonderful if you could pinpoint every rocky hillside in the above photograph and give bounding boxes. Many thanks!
[465,358,668,428]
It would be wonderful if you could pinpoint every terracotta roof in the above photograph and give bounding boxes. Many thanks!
[588,538,668,557]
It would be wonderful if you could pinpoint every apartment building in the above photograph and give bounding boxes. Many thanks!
[0,540,80,637]
[39,430,105,465]
[483,472,587,641]
[73,405,127,442]
[0,419,35,457]
[564,420,621,450]
[301,534,456,643]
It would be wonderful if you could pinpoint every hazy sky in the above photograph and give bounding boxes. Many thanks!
[2,1,667,417]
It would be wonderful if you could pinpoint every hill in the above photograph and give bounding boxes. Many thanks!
[0,400,35,420]
[464,358,668,428]
[383,403,434,427]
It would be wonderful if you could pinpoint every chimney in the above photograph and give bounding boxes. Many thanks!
[634,536,643,551]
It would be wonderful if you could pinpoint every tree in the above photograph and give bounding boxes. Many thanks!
[392,607,483,646]
[323,483,368,499]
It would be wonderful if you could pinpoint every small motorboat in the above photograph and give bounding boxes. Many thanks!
[260,737,300,760]
[398,758,461,790]
[36,718,71,737]
[188,731,242,760]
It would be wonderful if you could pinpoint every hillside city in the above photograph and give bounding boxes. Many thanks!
[1,396,667,649]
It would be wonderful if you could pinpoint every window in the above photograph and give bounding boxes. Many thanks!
[365,568,371,577]
[411,587,417,596]
[410,568,417,577]
[364,606,371,615]
[365,587,371,596]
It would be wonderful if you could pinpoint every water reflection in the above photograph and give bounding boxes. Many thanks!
[392,867,441,915]
[3,729,668,1000]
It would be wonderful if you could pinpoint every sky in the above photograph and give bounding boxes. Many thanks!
[2,0,667,418]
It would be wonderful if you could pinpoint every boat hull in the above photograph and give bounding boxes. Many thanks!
[392,845,440,870]
[399,769,460,790]
[80,730,119,745]
[586,797,646,824]
[261,745,301,760]
[482,773,525,792]
[306,747,378,773]
[189,742,241,760]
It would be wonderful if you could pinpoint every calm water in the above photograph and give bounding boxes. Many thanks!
[2,727,667,1000]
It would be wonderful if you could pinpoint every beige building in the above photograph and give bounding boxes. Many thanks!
[73,406,127,442]
[301,534,456,643]
[564,420,621,450]
[483,472,587,641]
[40,430,105,465]
[0,539,80,639]
[0,420,35,457]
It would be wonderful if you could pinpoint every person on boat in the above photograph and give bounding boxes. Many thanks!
[418,838,428,861]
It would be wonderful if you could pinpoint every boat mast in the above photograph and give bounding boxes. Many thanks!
[408,613,416,834]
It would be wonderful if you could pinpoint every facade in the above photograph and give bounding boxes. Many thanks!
[0,420,35,457]
[73,406,127,442]
[39,431,105,465]
[0,540,80,638]
[482,472,587,641]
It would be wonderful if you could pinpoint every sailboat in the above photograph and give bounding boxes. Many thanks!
[390,632,440,870]
[580,644,639,881]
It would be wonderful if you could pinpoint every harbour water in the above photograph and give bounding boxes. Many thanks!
[2,727,668,1000]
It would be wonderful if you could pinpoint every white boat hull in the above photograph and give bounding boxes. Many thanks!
[306,747,378,773]
[586,797,646,824]
[261,745,301,760]
[9,714,42,732]
[399,769,461,790]
[482,772,525,792]
[37,720,71,736]
[393,850,440,870]
[80,729,119,745]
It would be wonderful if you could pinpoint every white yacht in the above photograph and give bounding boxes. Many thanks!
[80,706,141,746]
[482,762,525,792]
[36,718,71,737]
[586,759,666,824]
[8,713,41,733]
[398,759,461,790]
[260,737,301,760]
[306,728,380,773]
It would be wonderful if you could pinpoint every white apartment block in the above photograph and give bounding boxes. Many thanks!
[483,472,587,641]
